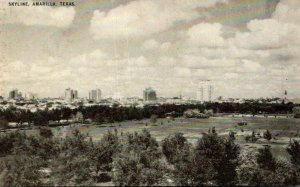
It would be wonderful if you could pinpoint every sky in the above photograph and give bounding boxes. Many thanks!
[0,0,299,99]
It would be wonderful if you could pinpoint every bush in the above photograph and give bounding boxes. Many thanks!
[39,127,53,138]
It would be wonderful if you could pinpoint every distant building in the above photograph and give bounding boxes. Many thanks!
[89,89,101,101]
[73,90,78,99]
[196,81,213,102]
[9,89,22,99]
[24,92,37,100]
[282,90,290,104]
[143,87,157,101]
[65,88,78,101]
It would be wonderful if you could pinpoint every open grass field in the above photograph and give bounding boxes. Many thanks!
[23,115,300,158]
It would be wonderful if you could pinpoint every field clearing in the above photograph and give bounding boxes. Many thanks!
[23,116,300,157]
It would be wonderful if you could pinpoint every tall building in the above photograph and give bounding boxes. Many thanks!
[9,89,22,99]
[196,80,213,102]
[143,87,157,101]
[73,90,78,99]
[65,88,78,101]
[89,89,101,101]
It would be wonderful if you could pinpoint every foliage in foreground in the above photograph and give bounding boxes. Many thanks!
[0,128,300,186]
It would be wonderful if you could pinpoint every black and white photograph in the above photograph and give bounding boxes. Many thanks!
[1,0,300,186]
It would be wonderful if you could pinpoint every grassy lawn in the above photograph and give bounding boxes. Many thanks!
[21,116,300,157]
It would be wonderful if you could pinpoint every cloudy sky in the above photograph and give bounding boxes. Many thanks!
[0,0,299,99]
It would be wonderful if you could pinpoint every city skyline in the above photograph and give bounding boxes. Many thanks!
[3,86,291,101]
[1,0,300,99]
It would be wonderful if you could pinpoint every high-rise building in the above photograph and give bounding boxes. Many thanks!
[65,88,78,101]
[9,89,21,99]
[196,80,213,102]
[73,90,78,99]
[65,88,72,100]
[143,87,157,101]
[89,89,101,101]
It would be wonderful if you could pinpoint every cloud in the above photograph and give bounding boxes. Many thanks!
[240,59,265,73]
[142,39,159,50]
[179,55,236,69]
[90,0,227,40]
[2,0,300,99]
[228,0,300,50]
[0,1,75,28]
[272,0,300,24]
[232,19,299,49]
[187,23,225,48]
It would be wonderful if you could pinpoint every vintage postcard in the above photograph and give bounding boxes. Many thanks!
[0,0,300,186]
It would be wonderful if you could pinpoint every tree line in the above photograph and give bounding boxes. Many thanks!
[0,102,296,127]
[0,128,300,186]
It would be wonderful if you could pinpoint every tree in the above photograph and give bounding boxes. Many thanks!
[172,144,195,186]
[211,126,216,134]
[293,107,300,118]
[194,133,240,186]
[245,131,258,143]
[61,108,72,122]
[204,109,214,116]
[287,140,300,167]
[0,131,27,156]
[50,130,94,186]
[1,155,43,187]
[256,146,276,171]
[215,137,240,185]
[162,134,195,186]
[239,147,298,186]
[112,130,167,186]
[162,133,188,164]
[91,131,121,182]
[0,119,9,132]
[75,112,84,123]
[149,114,158,124]
[263,130,272,141]
[229,131,235,140]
